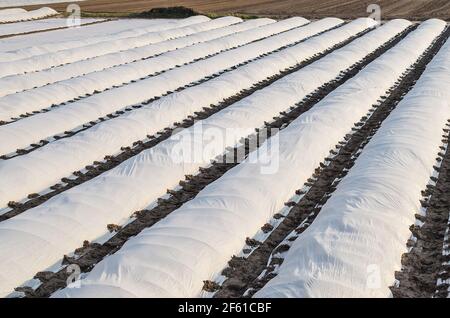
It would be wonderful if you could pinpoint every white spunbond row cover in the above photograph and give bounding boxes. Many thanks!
[0,17,208,59]
[53,19,445,299]
[0,18,274,97]
[0,19,409,221]
[0,1,83,8]
[0,17,307,121]
[0,8,26,15]
[0,16,240,78]
[0,18,104,37]
[255,32,450,300]
[0,18,376,297]
[0,7,57,23]
[0,20,178,53]
[0,18,347,206]
[0,18,351,210]
[0,17,319,155]
[0,18,292,120]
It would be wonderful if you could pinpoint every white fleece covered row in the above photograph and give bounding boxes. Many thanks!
[0,18,274,97]
[0,17,380,294]
[0,17,308,120]
[51,19,446,299]
[0,18,105,37]
[255,32,450,300]
[0,17,207,60]
[51,21,445,297]
[0,8,26,15]
[0,7,57,23]
[0,19,410,218]
[0,17,337,155]
[0,16,241,78]
[0,18,377,297]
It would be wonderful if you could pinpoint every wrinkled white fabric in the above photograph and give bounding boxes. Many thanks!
[0,16,241,78]
[0,18,378,297]
[0,18,274,97]
[0,8,26,15]
[0,16,209,59]
[256,24,450,299]
[0,7,56,23]
[51,19,446,298]
[0,17,308,121]
[0,19,409,217]
[0,17,324,153]
[0,18,104,37]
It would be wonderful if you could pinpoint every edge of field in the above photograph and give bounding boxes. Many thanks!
[15,1,450,22]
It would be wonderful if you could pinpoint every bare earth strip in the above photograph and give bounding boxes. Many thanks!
[23,0,450,20]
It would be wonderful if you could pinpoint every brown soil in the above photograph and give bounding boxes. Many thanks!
[392,124,450,298]
[22,0,450,20]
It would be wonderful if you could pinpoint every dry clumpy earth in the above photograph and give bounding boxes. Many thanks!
[22,0,450,20]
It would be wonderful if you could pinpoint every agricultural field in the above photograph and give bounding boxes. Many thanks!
[22,0,450,20]
[0,3,449,300]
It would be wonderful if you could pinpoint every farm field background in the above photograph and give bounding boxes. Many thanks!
[20,0,450,20]
[0,1,449,299]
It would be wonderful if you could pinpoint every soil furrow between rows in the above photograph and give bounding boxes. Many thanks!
[392,124,450,298]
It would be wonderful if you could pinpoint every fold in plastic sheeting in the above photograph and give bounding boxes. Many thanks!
[0,17,324,154]
[0,18,275,97]
[0,19,411,221]
[256,26,450,299]
[52,19,446,298]
[0,7,57,23]
[0,18,377,297]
